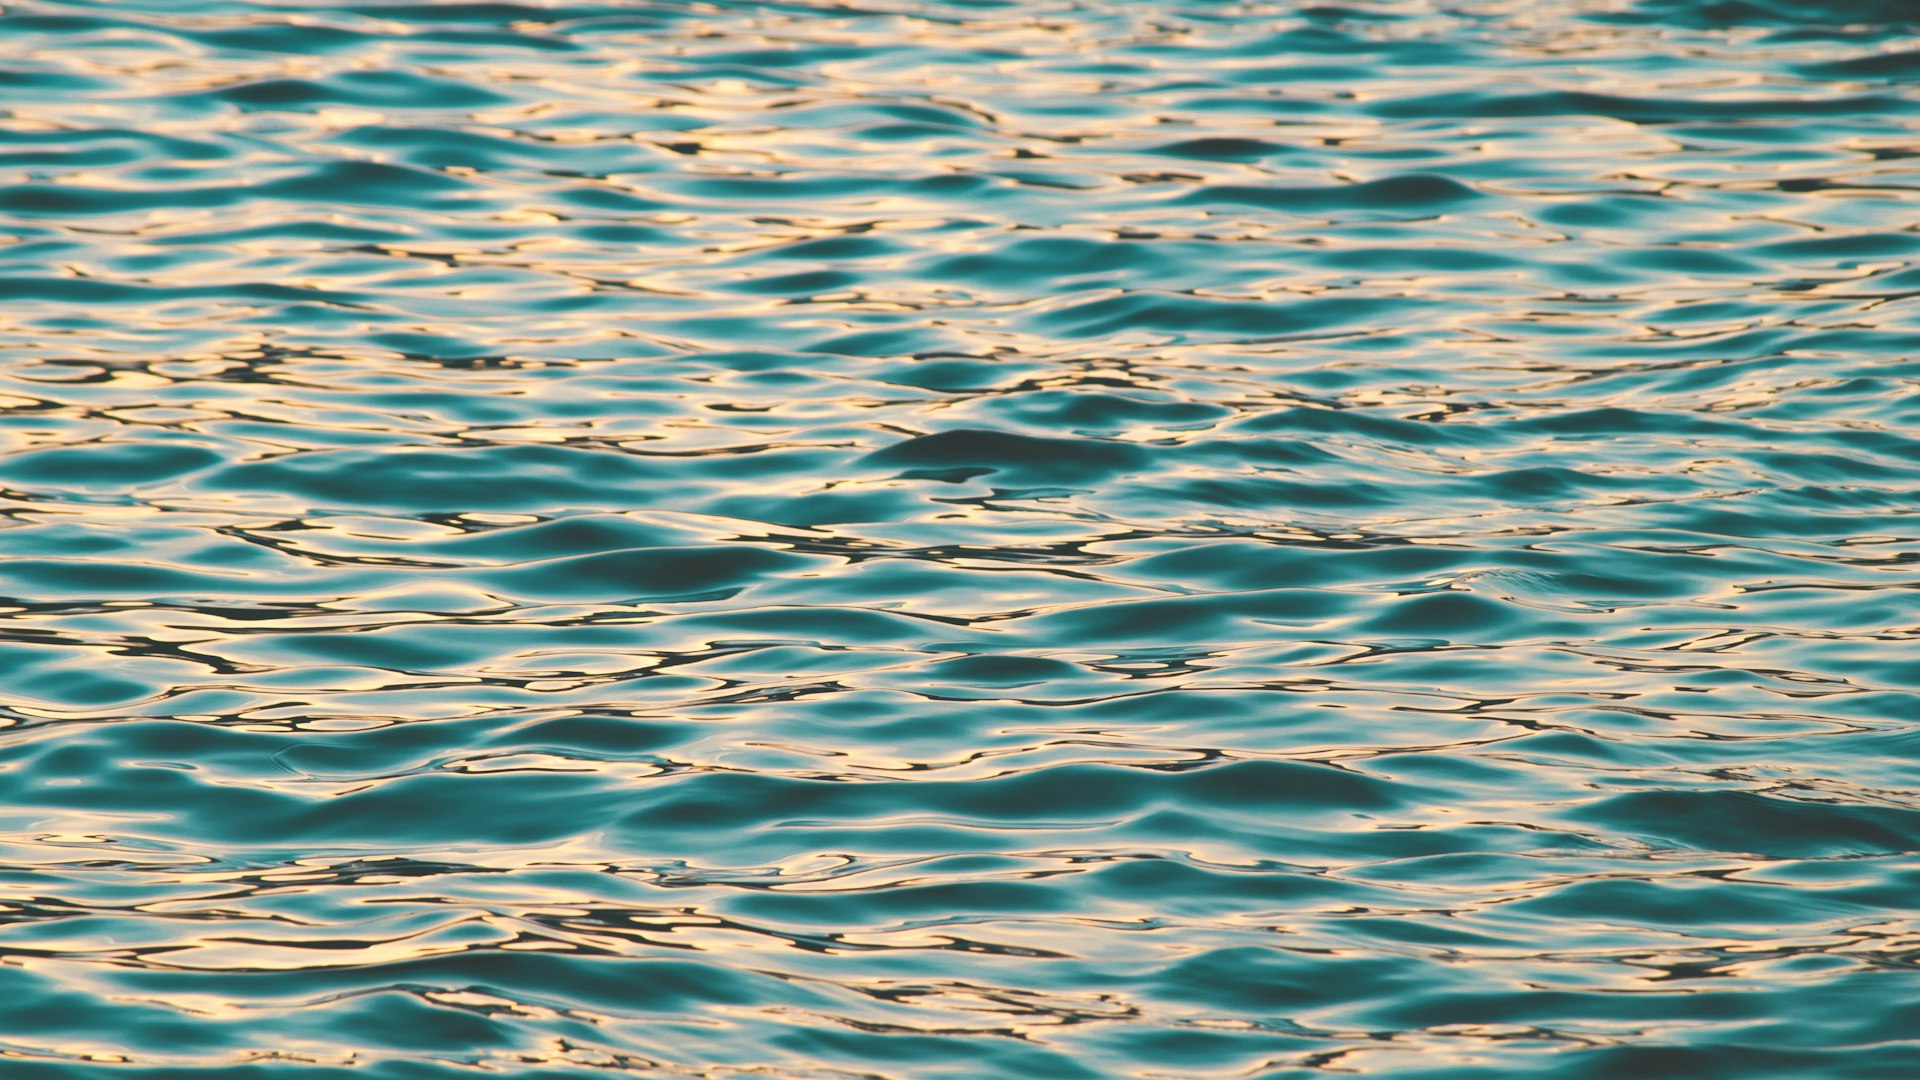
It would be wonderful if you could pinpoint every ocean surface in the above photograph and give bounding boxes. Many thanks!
[1,0,1917,1076]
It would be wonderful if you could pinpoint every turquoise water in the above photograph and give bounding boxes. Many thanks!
[1,0,1918,1075]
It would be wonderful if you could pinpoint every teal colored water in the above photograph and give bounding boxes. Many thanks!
[1,0,1918,1075]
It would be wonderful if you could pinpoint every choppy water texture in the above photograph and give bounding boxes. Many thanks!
[2,0,1919,1076]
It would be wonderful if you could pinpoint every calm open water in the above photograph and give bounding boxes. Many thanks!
[0,0,1918,1076]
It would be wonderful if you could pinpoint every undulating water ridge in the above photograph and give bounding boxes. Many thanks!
[0,0,1917,1075]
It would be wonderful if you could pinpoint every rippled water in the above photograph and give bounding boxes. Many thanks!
[2,0,1919,1075]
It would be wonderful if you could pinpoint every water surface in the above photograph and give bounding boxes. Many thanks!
[1,0,1918,1076]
